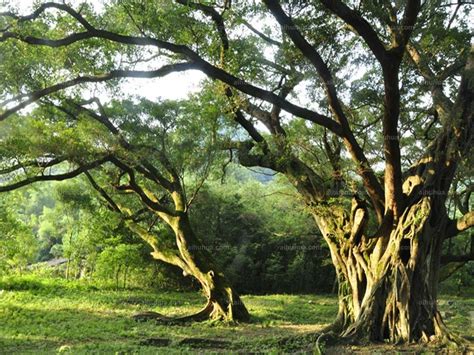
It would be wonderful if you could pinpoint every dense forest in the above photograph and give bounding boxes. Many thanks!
[0,0,473,352]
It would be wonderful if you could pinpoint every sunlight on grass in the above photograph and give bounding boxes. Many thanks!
[0,276,473,353]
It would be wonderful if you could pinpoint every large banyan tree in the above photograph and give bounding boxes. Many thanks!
[0,0,473,344]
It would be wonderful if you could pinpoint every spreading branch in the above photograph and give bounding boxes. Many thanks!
[0,156,110,192]
[263,0,385,220]
[240,19,282,46]
[0,157,65,175]
[68,100,175,192]
[446,211,474,238]
[0,2,343,135]
[0,63,196,121]
[107,156,176,217]
[319,0,388,64]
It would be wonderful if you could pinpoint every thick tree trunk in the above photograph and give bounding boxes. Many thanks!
[299,50,472,344]
[128,215,250,323]
[313,196,461,344]
[169,214,250,322]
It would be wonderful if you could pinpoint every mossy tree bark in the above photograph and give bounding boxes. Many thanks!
[128,213,250,322]
[313,197,453,343]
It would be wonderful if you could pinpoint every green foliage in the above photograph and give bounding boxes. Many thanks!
[0,195,37,272]
[94,244,144,289]
[190,166,334,294]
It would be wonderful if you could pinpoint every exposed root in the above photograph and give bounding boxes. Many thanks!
[427,313,467,350]
[315,331,341,354]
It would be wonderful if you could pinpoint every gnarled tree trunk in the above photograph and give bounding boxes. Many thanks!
[284,49,473,344]
[128,214,250,323]
[314,196,455,343]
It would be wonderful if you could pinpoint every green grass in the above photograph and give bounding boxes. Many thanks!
[0,276,473,354]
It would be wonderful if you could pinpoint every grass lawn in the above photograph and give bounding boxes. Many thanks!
[0,276,473,354]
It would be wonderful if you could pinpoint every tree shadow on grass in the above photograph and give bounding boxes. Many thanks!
[0,336,62,354]
[245,294,337,325]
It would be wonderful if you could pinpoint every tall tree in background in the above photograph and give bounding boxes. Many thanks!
[0,0,472,343]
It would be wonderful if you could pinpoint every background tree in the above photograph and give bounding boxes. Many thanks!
[0,193,37,273]
[2,180,192,290]
[0,96,250,322]
[191,170,335,294]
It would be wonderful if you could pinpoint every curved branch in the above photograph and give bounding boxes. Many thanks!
[1,1,387,214]
[406,43,455,116]
[175,0,229,50]
[1,2,95,30]
[240,19,282,46]
[84,170,121,213]
[263,0,385,220]
[0,156,109,192]
[0,157,64,175]
[319,0,388,64]
[446,211,474,238]
[0,63,196,121]
[68,100,175,191]
[0,5,343,135]
[108,156,176,217]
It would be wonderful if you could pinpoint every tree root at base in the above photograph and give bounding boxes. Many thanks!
[275,328,468,353]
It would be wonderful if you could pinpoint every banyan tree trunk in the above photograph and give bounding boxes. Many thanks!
[316,196,458,344]
[129,214,250,323]
[170,214,250,322]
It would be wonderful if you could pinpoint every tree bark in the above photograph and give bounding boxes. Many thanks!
[170,214,250,322]
[128,214,250,323]
[282,47,473,344]
[323,199,452,342]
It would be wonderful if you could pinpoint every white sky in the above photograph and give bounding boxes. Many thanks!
[121,72,206,101]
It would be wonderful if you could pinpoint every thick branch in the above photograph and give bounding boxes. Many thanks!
[0,63,195,121]
[397,0,421,51]
[175,0,229,50]
[3,1,386,214]
[446,211,474,238]
[263,0,385,219]
[0,156,109,192]
[319,0,388,64]
[441,254,474,263]
[108,156,176,217]
[406,43,455,116]
[0,6,343,135]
